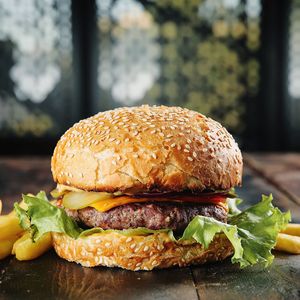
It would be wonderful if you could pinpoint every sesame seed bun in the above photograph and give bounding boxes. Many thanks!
[51,105,242,193]
[52,231,233,271]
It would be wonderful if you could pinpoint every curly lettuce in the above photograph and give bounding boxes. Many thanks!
[14,192,290,268]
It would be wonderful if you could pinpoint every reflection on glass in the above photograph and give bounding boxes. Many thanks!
[0,0,71,103]
[97,0,160,105]
[96,0,261,134]
[0,0,72,136]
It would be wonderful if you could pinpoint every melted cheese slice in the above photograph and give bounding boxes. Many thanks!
[89,195,228,212]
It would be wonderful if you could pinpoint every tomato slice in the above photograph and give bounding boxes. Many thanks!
[132,194,227,204]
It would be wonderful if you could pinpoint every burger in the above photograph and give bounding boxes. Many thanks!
[15,105,290,271]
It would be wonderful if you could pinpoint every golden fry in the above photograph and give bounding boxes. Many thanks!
[0,214,24,241]
[280,223,300,237]
[275,233,300,254]
[13,232,52,261]
[0,200,2,214]
[0,236,19,260]
[8,200,27,216]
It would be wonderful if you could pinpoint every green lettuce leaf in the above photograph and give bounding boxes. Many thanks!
[229,194,291,267]
[227,197,242,218]
[78,227,171,238]
[179,194,290,268]
[15,192,83,240]
[14,192,290,268]
[180,216,244,263]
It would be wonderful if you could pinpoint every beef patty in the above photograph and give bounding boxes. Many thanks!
[65,202,227,232]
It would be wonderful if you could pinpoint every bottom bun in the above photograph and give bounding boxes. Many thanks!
[52,231,233,271]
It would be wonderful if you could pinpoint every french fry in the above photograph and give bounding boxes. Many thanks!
[280,223,300,237]
[13,232,52,261]
[0,200,2,214]
[0,214,24,241]
[8,200,27,217]
[0,236,19,260]
[275,233,300,254]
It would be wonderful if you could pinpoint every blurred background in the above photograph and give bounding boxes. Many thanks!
[0,0,299,154]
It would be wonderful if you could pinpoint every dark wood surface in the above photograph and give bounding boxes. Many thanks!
[0,154,300,300]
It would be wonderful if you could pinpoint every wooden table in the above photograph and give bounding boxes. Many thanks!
[0,154,299,300]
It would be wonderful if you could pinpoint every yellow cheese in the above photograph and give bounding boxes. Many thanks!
[89,196,150,212]
[89,195,227,212]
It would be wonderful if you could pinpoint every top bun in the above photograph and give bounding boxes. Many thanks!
[51,105,242,193]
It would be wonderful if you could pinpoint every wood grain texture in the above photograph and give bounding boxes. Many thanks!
[0,251,199,300]
[244,153,300,205]
[192,253,300,300]
[0,157,53,214]
[236,167,300,222]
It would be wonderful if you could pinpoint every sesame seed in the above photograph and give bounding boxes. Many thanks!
[187,139,192,143]
[152,260,158,266]
[109,137,116,142]
[125,138,130,142]
[130,243,136,249]
[143,246,149,252]
[115,140,120,145]
[187,156,193,161]
[177,145,182,150]
[193,152,197,158]
[150,130,156,134]
[185,144,190,149]
[184,149,189,153]
[171,143,176,148]
[133,153,139,158]
[152,153,157,159]
[112,160,117,165]
[105,242,110,248]
[157,245,164,251]
[126,237,133,243]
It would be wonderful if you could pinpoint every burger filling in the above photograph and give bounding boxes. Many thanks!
[53,185,229,233]
[65,202,227,232]
[14,189,291,269]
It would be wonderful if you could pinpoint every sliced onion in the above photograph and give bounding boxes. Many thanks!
[62,191,113,210]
